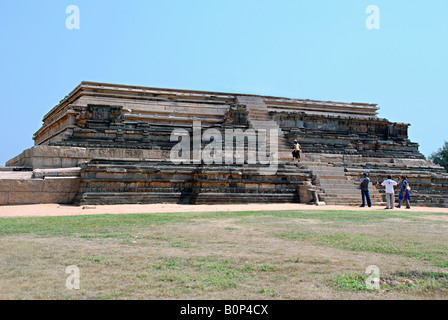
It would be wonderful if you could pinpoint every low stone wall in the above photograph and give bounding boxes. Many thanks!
[0,168,80,205]
[74,159,312,205]
[6,145,168,169]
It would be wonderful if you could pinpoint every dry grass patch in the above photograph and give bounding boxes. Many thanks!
[1,209,447,299]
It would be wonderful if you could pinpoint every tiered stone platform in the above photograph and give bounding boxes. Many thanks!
[3,82,447,207]
[73,159,310,205]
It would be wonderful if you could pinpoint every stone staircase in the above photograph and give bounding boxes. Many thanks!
[344,165,448,208]
[236,96,292,160]
[299,161,383,206]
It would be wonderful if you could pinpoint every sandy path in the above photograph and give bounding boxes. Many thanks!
[0,203,446,218]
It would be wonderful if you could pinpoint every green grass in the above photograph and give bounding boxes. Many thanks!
[332,271,448,292]
[275,229,448,265]
[1,209,447,265]
[1,209,448,299]
[435,262,448,268]
[332,273,370,291]
[0,209,436,236]
[150,257,258,291]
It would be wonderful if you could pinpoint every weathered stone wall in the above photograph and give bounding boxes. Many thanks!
[33,83,234,147]
[3,82,447,207]
[272,111,423,159]
[6,145,169,169]
[74,159,311,205]
[0,168,80,205]
[32,82,381,151]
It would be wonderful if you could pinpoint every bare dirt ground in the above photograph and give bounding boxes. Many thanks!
[0,203,446,218]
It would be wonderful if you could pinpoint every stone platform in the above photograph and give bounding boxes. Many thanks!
[73,159,310,205]
[0,167,80,205]
[2,82,447,207]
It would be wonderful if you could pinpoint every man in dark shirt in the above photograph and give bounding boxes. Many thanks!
[360,172,372,207]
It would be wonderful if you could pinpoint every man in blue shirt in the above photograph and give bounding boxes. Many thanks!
[360,172,372,207]
[397,176,411,209]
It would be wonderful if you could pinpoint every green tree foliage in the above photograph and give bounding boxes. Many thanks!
[429,141,448,172]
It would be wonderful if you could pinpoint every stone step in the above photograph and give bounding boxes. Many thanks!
[195,193,299,204]
[75,192,183,205]
[317,184,352,192]
[300,161,385,204]
[76,191,301,206]
[314,175,348,180]
[321,191,383,198]
[318,188,359,194]
[311,170,345,176]
[245,104,268,110]
[304,166,345,171]
[238,96,292,153]
[324,182,380,190]
[299,162,334,168]
[320,193,363,199]
[318,180,359,186]
[319,188,382,198]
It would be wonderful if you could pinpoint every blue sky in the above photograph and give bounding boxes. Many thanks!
[1,0,447,165]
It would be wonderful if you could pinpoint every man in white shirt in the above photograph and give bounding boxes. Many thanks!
[380,175,398,209]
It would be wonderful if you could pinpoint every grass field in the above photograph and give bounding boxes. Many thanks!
[1,208,448,299]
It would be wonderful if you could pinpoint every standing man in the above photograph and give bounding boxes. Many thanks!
[292,140,301,164]
[360,172,372,207]
[397,176,411,209]
[380,175,398,209]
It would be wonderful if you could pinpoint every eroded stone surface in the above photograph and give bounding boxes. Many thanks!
[3,82,448,207]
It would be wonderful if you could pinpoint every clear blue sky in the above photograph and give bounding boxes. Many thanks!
[1,0,447,165]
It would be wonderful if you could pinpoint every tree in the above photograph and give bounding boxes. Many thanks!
[429,141,448,172]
